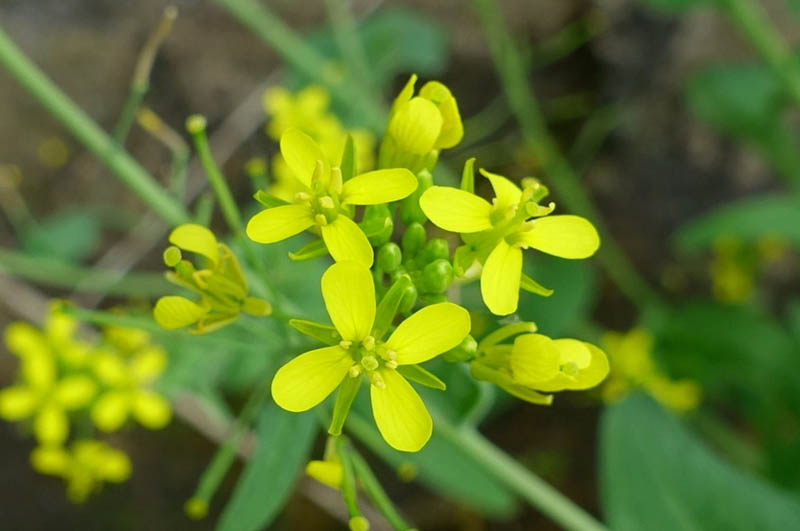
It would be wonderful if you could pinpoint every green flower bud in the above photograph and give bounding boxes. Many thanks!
[398,283,418,315]
[399,169,433,225]
[422,259,454,294]
[442,334,478,362]
[421,238,450,264]
[402,222,426,256]
[377,242,402,273]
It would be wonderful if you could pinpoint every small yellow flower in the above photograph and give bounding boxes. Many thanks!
[0,309,97,445]
[420,165,600,315]
[30,440,131,502]
[271,261,471,451]
[263,85,376,202]
[601,328,701,412]
[306,459,344,490]
[89,330,171,432]
[247,129,417,267]
[470,325,609,404]
[154,224,272,333]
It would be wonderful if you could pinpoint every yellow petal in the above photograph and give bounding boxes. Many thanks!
[341,168,418,205]
[388,97,442,154]
[153,296,207,330]
[480,169,521,212]
[132,390,171,429]
[21,352,56,390]
[130,346,168,383]
[389,74,417,117]
[533,341,610,392]
[321,261,376,341]
[570,342,610,390]
[280,128,329,187]
[90,350,127,386]
[34,406,69,444]
[91,391,131,432]
[519,215,600,259]
[98,447,132,482]
[553,338,592,369]
[481,240,522,316]
[370,369,432,452]
[385,303,471,365]
[246,204,315,244]
[168,224,219,264]
[510,334,561,385]
[53,375,97,410]
[420,81,463,149]
[306,460,343,489]
[321,216,374,267]
[0,386,38,420]
[30,445,70,475]
[419,186,493,233]
[4,321,48,358]
[271,346,353,412]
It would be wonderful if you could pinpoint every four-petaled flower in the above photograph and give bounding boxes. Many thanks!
[246,129,417,267]
[271,261,471,451]
[420,167,600,315]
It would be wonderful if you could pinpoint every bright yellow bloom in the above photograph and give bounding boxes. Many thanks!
[154,224,272,333]
[0,308,97,444]
[601,328,701,412]
[31,440,131,502]
[378,75,463,172]
[306,459,343,490]
[470,323,609,404]
[420,166,600,315]
[263,85,376,202]
[89,329,171,432]
[271,261,470,451]
[247,129,417,267]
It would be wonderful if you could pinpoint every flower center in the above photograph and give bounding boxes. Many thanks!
[339,335,399,387]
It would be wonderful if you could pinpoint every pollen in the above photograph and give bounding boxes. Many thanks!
[360,355,379,371]
[362,335,376,351]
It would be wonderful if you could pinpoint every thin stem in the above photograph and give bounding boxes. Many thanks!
[137,107,190,201]
[0,25,188,226]
[471,0,661,310]
[432,410,607,531]
[0,246,172,296]
[114,6,177,144]
[719,0,800,107]
[350,450,411,531]
[213,0,386,131]
[323,0,376,99]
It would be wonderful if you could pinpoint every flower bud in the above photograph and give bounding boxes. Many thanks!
[398,283,418,315]
[377,242,402,273]
[421,238,450,264]
[422,259,454,294]
[402,222,426,257]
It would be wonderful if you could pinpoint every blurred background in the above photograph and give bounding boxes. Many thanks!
[2,0,800,529]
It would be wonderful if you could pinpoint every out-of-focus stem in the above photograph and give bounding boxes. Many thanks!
[472,0,662,310]
[0,25,189,226]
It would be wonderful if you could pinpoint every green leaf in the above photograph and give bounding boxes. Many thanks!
[21,210,101,263]
[217,406,317,531]
[673,195,800,254]
[639,0,714,12]
[601,394,800,530]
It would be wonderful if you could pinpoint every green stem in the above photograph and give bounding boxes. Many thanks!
[0,25,189,226]
[719,0,800,107]
[432,411,607,531]
[350,450,411,531]
[323,0,376,99]
[471,0,661,310]
[0,247,172,296]
[213,0,386,131]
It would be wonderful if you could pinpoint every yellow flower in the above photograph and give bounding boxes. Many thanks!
[379,75,463,172]
[709,236,755,304]
[154,224,272,333]
[306,459,344,490]
[601,328,701,412]
[247,129,417,267]
[30,440,131,502]
[263,85,376,202]
[271,261,471,451]
[420,165,600,315]
[89,331,171,432]
[470,324,609,404]
[0,310,97,445]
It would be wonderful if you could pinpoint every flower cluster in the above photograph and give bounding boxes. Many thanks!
[0,304,171,501]
[154,223,272,334]
[601,328,701,412]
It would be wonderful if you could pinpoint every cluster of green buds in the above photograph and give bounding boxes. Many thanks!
[465,322,610,405]
[154,223,272,334]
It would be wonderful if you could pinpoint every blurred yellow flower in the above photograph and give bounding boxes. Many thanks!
[31,440,131,502]
[601,328,701,412]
